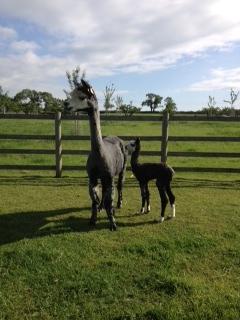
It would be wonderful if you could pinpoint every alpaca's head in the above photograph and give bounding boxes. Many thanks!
[126,137,141,154]
[68,79,97,113]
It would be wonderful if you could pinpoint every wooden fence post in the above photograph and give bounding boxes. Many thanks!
[161,111,169,163]
[75,112,80,135]
[55,111,62,178]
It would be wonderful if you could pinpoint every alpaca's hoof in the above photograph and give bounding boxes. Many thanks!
[140,208,145,214]
[98,203,104,212]
[117,203,122,209]
[157,217,165,223]
[89,219,97,227]
[110,223,117,231]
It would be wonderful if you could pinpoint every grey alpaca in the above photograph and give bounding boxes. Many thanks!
[126,137,175,222]
[68,79,127,230]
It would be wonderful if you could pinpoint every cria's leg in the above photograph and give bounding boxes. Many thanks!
[146,183,151,213]
[156,181,168,223]
[139,183,146,214]
[103,179,117,231]
[117,170,124,209]
[89,178,100,226]
[166,184,176,218]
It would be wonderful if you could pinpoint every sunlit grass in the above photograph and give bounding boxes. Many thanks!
[0,172,239,319]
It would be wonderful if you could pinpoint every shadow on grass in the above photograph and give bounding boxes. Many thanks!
[174,177,240,190]
[0,206,157,246]
[0,207,89,246]
[0,175,239,190]
[0,176,139,188]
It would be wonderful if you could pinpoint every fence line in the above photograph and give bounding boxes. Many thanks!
[1,134,240,142]
[0,112,239,176]
[0,165,239,174]
[1,113,240,122]
[0,149,240,158]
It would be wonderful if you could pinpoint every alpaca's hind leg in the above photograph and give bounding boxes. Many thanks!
[89,178,100,226]
[117,171,124,209]
[140,183,147,214]
[145,183,151,213]
[103,179,117,231]
[166,184,175,218]
[156,181,168,223]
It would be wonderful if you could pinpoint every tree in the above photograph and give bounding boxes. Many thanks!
[64,66,86,114]
[0,86,12,113]
[208,95,216,116]
[39,92,63,114]
[141,93,163,112]
[119,101,141,117]
[224,88,239,116]
[14,89,42,114]
[103,84,115,112]
[64,66,86,98]
[163,97,177,115]
[114,95,124,111]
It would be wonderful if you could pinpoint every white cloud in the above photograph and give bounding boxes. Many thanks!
[189,67,240,91]
[0,25,17,40]
[10,40,40,52]
[0,0,240,96]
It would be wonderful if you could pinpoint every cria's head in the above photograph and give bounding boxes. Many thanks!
[126,137,141,154]
[68,79,97,113]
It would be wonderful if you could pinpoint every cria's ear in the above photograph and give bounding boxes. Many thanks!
[136,137,140,143]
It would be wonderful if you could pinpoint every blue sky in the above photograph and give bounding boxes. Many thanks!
[0,0,240,111]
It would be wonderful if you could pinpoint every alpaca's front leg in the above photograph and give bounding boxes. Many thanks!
[89,179,100,226]
[104,180,117,231]
[166,184,176,218]
[99,184,106,212]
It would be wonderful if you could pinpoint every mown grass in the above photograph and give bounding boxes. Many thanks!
[0,172,239,319]
[0,117,239,319]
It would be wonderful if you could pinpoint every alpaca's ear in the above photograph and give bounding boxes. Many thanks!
[81,79,91,89]
[136,137,140,143]
[80,79,96,99]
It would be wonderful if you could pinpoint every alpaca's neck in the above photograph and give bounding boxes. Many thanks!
[88,108,104,154]
[131,149,140,170]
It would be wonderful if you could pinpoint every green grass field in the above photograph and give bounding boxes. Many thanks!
[0,118,240,319]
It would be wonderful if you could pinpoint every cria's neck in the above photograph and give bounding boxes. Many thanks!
[131,150,140,170]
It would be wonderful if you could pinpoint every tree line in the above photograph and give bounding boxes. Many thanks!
[1,67,238,116]
[0,67,178,116]
[200,89,239,117]
[0,86,63,115]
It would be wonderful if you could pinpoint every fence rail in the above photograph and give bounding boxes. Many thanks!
[1,113,240,121]
[0,134,240,142]
[0,112,239,175]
